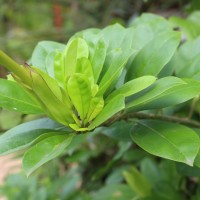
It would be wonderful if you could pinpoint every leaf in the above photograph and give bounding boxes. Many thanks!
[100,121,133,142]
[92,184,136,200]
[98,48,133,96]
[63,38,89,77]
[126,77,200,111]
[0,110,22,130]
[31,41,65,72]
[88,95,125,130]
[89,38,107,83]
[123,167,152,197]
[101,23,127,51]
[67,74,91,121]
[0,118,63,156]
[131,120,200,166]
[131,13,172,33]
[140,158,161,186]
[75,57,94,85]
[86,97,104,122]
[106,76,157,103]
[126,30,181,80]
[30,70,74,125]
[45,51,57,78]
[23,134,74,176]
[54,50,65,86]
[0,78,42,114]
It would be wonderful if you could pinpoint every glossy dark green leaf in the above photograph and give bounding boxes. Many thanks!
[126,77,200,111]
[101,121,133,142]
[131,120,200,166]
[0,118,63,155]
[126,30,181,79]
[0,78,42,114]
[23,134,74,176]
[98,48,132,96]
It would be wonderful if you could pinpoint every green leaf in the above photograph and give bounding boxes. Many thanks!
[54,50,65,86]
[0,78,42,114]
[101,23,127,51]
[0,110,22,130]
[92,184,136,200]
[131,120,200,166]
[90,38,107,83]
[123,167,152,197]
[101,121,133,142]
[140,158,161,185]
[86,97,104,122]
[30,70,74,125]
[23,134,74,176]
[0,118,63,156]
[126,30,181,80]
[126,77,200,111]
[75,57,94,85]
[106,76,157,103]
[88,95,125,130]
[63,38,89,77]
[98,48,133,96]
[67,74,91,121]
[31,41,65,72]
[131,13,172,33]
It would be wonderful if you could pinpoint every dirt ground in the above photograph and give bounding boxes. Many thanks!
[0,154,22,200]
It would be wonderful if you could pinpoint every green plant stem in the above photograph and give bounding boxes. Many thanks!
[106,112,200,128]
[0,50,31,85]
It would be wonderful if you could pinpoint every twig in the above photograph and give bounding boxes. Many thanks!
[105,112,200,128]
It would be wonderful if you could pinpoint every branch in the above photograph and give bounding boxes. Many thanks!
[105,112,200,128]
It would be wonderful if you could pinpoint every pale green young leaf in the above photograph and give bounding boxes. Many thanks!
[69,124,89,132]
[31,41,65,72]
[88,95,125,130]
[75,57,94,85]
[63,38,89,77]
[67,74,92,121]
[123,167,152,197]
[106,76,157,103]
[30,71,74,125]
[0,118,63,156]
[0,78,42,114]
[131,120,200,166]
[54,51,65,86]
[23,134,74,176]
[32,67,64,102]
[86,97,104,122]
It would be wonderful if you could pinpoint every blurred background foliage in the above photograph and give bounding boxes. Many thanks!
[1,0,200,199]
